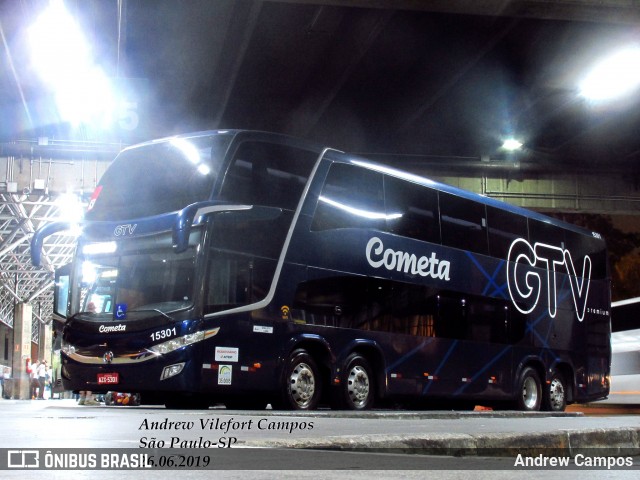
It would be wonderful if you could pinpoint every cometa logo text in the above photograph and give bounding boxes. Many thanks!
[366,237,451,280]
[99,324,127,333]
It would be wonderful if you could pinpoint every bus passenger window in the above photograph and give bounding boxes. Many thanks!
[384,176,440,244]
[528,219,564,251]
[509,309,527,344]
[219,141,318,211]
[563,229,607,279]
[466,298,508,344]
[311,163,385,232]
[205,256,277,314]
[434,295,467,340]
[486,206,528,259]
[439,193,488,255]
[293,276,369,327]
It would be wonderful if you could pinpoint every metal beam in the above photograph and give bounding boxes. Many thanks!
[265,0,640,24]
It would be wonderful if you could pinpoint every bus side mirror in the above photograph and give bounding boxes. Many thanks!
[173,202,281,253]
[31,221,73,267]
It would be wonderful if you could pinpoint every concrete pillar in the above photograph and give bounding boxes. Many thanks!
[12,303,32,400]
[40,322,53,364]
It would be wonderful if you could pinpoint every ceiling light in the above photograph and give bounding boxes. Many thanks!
[28,0,114,126]
[501,139,523,151]
[56,192,84,222]
[579,47,640,101]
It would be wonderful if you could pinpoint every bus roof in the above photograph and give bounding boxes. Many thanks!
[119,129,602,242]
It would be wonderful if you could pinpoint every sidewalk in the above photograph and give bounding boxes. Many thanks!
[243,409,640,457]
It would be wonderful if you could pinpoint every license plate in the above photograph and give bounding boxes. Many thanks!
[97,373,119,385]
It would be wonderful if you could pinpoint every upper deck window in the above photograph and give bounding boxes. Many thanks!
[486,206,529,259]
[218,141,319,211]
[440,192,488,255]
[311,163,385,231]
[384,175,440,244]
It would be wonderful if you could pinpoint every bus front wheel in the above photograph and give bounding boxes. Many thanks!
[543,371,567,412]
[333,353,375,410]
[279,349,321,410]
[516,367,542,411]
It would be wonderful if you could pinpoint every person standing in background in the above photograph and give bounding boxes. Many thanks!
[30,361,39,399]
[78,390,99,406]
[37,360,47,399]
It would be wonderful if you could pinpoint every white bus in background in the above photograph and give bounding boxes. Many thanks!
[603,297,640,405]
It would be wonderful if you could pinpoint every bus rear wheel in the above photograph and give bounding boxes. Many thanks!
[543,371,567,412]
[516,367,542,411]
[333,354,375,410]
[279,349,321,410]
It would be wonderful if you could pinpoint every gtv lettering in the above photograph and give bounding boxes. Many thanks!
[366,237,451,280]
[507,238,591,322]
[114,223,137,236]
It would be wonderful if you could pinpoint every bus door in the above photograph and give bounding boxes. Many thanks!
[53,263,71,322]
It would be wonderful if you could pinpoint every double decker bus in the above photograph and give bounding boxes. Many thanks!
[31,130,611,410]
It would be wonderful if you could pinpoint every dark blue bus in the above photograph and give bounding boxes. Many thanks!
[31,130,611,410]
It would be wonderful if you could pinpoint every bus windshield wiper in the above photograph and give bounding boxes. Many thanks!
[129,308,174,322]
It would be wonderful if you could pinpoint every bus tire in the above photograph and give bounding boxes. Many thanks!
[334,353,375,410]
[516,367,542,411]
[279,349,321,410]
[543,371,567,412]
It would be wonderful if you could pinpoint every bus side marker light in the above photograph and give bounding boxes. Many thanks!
[241,364,261,372]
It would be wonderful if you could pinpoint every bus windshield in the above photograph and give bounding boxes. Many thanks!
[74,233,198,320]
[86,133,232,221]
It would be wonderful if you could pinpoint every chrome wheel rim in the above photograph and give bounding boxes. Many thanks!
[548,377,565,410]
[522,376,539,410]
[346,365,370,408]
[289,362,316,408]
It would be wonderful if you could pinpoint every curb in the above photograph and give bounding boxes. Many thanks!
[246,427,640,457]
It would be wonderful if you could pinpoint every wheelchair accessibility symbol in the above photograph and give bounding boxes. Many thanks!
[115,304,127,320]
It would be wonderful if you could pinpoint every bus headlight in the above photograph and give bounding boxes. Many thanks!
[149,331,205,355]
[61,339,76,356]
